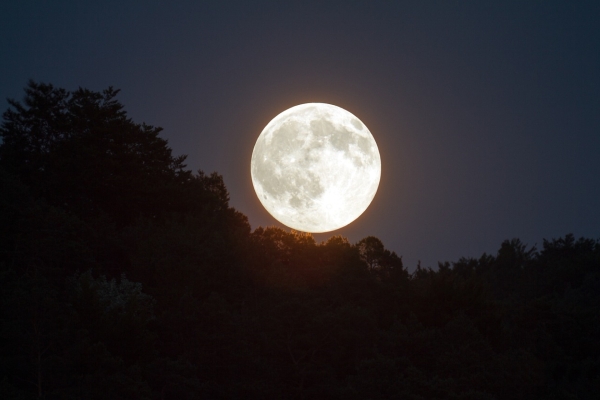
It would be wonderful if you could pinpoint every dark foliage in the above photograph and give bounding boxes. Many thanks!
[1,82,598,399]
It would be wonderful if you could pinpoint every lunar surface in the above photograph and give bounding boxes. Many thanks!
[251,103,381,233]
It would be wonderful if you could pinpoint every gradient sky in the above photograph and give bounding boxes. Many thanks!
[1,1,599,270]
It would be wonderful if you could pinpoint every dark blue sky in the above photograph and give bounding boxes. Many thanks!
[2,1,599,270]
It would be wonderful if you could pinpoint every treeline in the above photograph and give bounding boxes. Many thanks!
[1,82,598,399]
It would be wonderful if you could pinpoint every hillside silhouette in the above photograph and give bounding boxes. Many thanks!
[1,82,599,399]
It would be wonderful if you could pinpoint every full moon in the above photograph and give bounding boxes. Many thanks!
[251,103,381,233]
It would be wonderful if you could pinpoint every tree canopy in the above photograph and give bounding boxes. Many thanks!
[1,82,598,399]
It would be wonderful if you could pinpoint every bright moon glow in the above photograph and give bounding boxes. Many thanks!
[251,103,381,233]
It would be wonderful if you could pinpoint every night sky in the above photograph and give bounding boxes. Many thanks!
[1,1,599,270]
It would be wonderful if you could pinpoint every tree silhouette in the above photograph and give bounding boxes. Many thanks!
[0,81,191,227]
[1,81,599,399]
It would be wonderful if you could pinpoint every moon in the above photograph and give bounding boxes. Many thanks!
[251,103,381,233]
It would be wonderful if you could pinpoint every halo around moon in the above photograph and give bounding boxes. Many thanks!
[251,103,381,233]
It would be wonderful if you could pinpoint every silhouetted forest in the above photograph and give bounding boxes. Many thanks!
[1,82,599,399]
